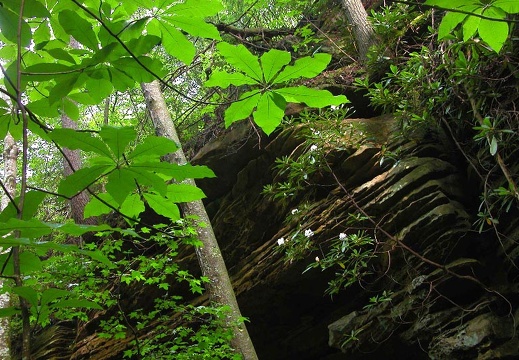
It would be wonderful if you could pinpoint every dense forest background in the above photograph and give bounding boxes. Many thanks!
[1,0,518,359]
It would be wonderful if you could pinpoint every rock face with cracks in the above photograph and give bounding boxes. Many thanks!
[34,114,519,359]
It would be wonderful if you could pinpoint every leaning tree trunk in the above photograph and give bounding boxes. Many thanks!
[0,132,18,359]
[341,0,378,63]
[141,80,258,360]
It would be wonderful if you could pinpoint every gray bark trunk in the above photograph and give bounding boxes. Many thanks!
[141,80,258,360]
[341,0,377,62]
[0,132,17,359]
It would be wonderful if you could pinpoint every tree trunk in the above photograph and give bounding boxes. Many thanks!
[0,132,18,360]
[341,0,377,62]
[141,80,258,360]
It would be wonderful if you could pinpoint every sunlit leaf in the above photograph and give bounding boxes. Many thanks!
[99,126,136,160]
[166,184,206,203]
[275,53,331,83]
[50,128,112,158]
[275,87,348,107]
[143,193,180,221]
[58,10,99,50]
[0,7,31,47]
[106,169,137,205]
[127,136,178,161]
[205,70,259,88]
[260,49,291,83]
[217,43,262,81]
[224,90,261,127]
[120,193,145,219]
[253,92,286,135]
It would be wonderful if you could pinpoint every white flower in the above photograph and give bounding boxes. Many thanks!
[310,144,318,152]
[291,208,299,215]
[331,105,339,111]
[315,256,320,262]
[339,233,347,240]
[304,229,314,238]
[277,238,285,246]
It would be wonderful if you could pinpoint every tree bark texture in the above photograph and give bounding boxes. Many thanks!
[341,0,377,62]
[61,114,95,228]
[141,80,258,360]
[0,132,17,360]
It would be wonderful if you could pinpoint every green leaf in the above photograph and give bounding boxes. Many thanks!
[144,193,180,221]
[478,8,508,52]
[0,307,20,317]
[49,299,102,310]
[275,53,331,83]
[63,99,80,121]
[1,0,50,17]
[58,10,99,50]
[12,286,39,307]
[85,77,114,104]
[494,0,519,13]
[106,169,137,205]
[169,0,224,18]
[253,92,286,135]
[275,87,348,107]
[50,128,113,158]
[489,136,498,156]
[78,248,116,268]
[23,63,74,81]
[111,56,165,82]
[58,165,111,198]
[166,184,206,203]
[0,190,47,222]
[224,90,261,127]
[127,135,178,161]
[120,193,145,220]
[99,126,136,160]
[166,15,221,40]
[0,7,31,47]
[462,13,481,41]
[40,288,71,306]
[437,12,467,39]
[205,70,259,88]
[131,162,216,180]
[217,43,263,81]
[158,20,196,64]
[126,167,167,196]
[260,49,291,83]
[0,219,52,238]
[84,193,117,218]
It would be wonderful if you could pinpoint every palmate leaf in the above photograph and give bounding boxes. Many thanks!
[131,162,216,180]
[58,10,99,50]
[126,167,167,196]
[224,90,262,127]
[50,128,113,158]
[120,193,145,220]
[166,15,221,40]
[84,193,118,218]
[166,184,206,203]
[106,169,137,205]
[205,70,259,89]
[127,136,179,161]
[0,218,53,238]
[0,7,31,47]
[58,165,111,198]
[275,87,348,107]
[153,19,196,64]
[494,0,519,13]
[253,92,286,135]
[0,190,47,222]
[478,7,508,52]
[99,126,136,160]
[260,49,291,83]
[143,193,180,221]
[275,53,332,83]
[217,43,263,81]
